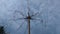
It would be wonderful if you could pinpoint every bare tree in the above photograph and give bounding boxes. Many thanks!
[12,0,45,34]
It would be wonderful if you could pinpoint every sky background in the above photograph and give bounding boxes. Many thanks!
[0,0,60,34]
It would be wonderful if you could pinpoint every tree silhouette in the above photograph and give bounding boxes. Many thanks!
[11,0,47,34]
[0,26,6,34]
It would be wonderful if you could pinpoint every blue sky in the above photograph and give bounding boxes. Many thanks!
[0,0,60,34]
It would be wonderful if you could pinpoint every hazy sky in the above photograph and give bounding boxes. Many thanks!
[0,0,60,34]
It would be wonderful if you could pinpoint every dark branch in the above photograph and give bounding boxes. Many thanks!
[17,18,26,20]
[31,18,43,23]
[31,18,41,20]
[31,11,43,17]
[27,0,30,12]
[9,18,26,21]
[28,11,30,16]
[15,10,27,17]
[17,22,25,31]
[31,12,39,17]
[13,18,27,21]
[32,19,43,26]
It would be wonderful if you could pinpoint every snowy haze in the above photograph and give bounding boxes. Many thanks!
[0,0,60,34]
